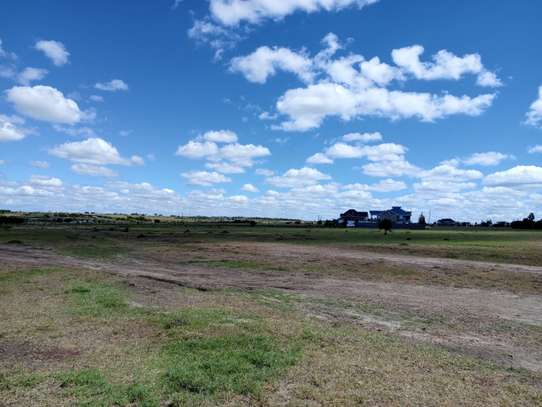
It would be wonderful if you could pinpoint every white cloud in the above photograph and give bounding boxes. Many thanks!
[49,138,143,166]
[176,140,219,158]
[30,160,50,169]
[256,168,274,176]
[306,152,333,165]
[342,131,382,143]
[0,38,16,60]
[53,125,98,138]
[35,40,69,66]
[391,45,501,87]
[17,67,48,85]
[89,95,104,103]
[29,175,62,187]
[476,71,502,87]
[267,167,331,188]
[71,163,118,177]
[369,178,407,192]
[484,166,542,188]
[95,79,129,92]
[463,152,510,166]
[325,142,363,159]
[362,158,419,178]
[0,114,28,142]
[205,161,245,174]
[229,195,249,204]
[209,0,380,26]
[242,183,259,192]
[202,129,238,143]
[525,86,542,127]
[276,82,495,131]
[231,35,498,131]
[6,85,84,124]
[176,132,270,173]
[188,19,243,60]
[528,145,542,154]
[230,46,313,83]
[181,170,231,186]
[344,179,407,193]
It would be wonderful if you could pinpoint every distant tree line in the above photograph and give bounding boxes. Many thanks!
[0,216,25,225]
[511,213,542,230]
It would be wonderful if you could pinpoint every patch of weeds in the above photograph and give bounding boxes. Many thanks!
[0,371,46,391]
[156,308,257,334]
[162,334,300,398]
[56,369,159,407]
[61,243,126,259]
[66,281,134,318]
[0,267,61,284]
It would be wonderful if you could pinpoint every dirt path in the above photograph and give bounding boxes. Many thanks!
[243,242,542,275]
[3,242,542,372]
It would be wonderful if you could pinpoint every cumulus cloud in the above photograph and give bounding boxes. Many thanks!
[6,85,85,124]
[230,34,498,131]
[30,161,50,169]
[276,82,495,131]
[35,40,69,66]
[525,86,542,127]
[528,145,542,154]
[242,183,259,192]
[176,131,270,173]
[342,132,382,143]
[391,45,501,87]
[95,79,129,92]
[267,167,331,188]
[0,38,17,60]
[17,67,48,85]
[49,138,143,167]
[0,114,28,142]
[209,0,380,26]
[463,152,510,166]
[306,152,333,165]
[29,175,63,187]
[89,95,104,103]
[202,129,238,143]
[484,166,542,188]
[71,163,118,177]
[230,46,313,83]
[181,170,231,186]
[188,19,243,60]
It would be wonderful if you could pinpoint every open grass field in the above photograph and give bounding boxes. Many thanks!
[2,224,542,406]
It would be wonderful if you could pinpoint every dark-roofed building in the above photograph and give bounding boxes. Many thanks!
[370,207,412,224]
[338,209,369,227]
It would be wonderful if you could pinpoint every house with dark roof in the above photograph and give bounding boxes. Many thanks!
[338,209,369,227]
[370,207,412,224]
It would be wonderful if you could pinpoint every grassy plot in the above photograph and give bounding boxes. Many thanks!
[1,266,542,406]
[2,224,542,265]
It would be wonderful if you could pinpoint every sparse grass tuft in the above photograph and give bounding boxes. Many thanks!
[66,281,131,317]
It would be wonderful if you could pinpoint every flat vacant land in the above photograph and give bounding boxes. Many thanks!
[1,225,542,406]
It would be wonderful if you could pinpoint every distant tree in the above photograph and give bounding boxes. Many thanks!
[418,213,426,226]
[528,213,536,222]
[378,219,393,235]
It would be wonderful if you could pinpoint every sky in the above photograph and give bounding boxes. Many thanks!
[1,0,541,221]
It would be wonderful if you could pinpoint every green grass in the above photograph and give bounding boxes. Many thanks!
[0,267,61,284]
[55,369,159,407]
[162,334,299,397]
[66,281,133,318]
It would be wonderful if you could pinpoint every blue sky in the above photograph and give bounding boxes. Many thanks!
[1,0,541,221]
